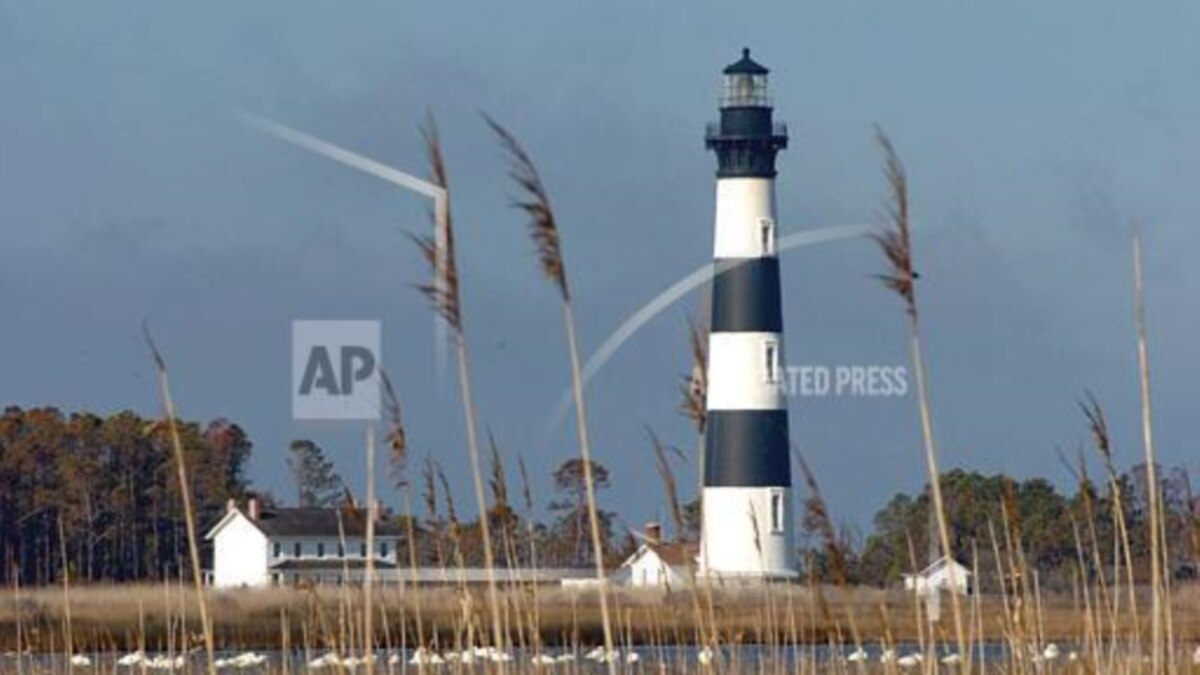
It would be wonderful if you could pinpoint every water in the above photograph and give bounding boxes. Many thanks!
[0,642,1054,674]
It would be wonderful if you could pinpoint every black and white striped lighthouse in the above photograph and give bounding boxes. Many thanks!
[700,49,796,580]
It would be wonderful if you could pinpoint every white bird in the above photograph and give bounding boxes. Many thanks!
[70,654,92,667]
[1068,651,1079,662]
[879,649,896,664]
[146,655,186,671]
[555,653,576,664]
[308,652,342,669]
[531,654,557,666]
[847,648,868,663]
[408,648,445,666]
[341,656,365,669]
[117,652,146,667]
[1042,644,1060,661]
[215,658,232,670]
[625,652,640,664]
[698,647,715,666]
[589,649,621,663]
[939,653,962,666]
[897,653,923,669]
[232,652,267,669]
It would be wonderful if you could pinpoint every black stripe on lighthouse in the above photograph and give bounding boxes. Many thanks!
[710,257,783,333]
[704,410,792,487]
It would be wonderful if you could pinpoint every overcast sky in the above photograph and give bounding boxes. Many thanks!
[2,1,1199,536]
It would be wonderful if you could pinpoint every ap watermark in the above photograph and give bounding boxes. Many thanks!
[780,364,908,398]
[292,320,381,420]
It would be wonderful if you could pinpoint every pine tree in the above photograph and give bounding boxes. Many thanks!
[287,439,342,507]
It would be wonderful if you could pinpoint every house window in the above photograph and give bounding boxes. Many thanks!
[293,542,302,558]
[337,542,345,557]
[317,542,325,558]
[273,542,281,558]
[758,218,775,255]
[769,489,785,534]
[763,340,780,384]
[360,543,367,558]
[379,542,389,558]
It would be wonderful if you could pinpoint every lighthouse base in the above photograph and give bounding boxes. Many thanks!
[698,486,797,581]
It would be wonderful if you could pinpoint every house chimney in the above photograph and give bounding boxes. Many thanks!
[645,521,662,544]
[248,497,260,521]
[226,498,237,514]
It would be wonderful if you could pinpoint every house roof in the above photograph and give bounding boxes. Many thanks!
[254,507,404,537]
[623,541,699,569]
[270,559,398,571]
[917,556,972,577]
[205,506,405,539]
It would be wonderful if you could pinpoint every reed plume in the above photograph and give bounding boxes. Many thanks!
[141,325,216,675]
[484,113,616,675]
[679,317,708,434]
[791,445,847,588]
[868,127,966,671]
[381,370,408,490]
[1080,391,1139,637]
[412,114,505,659]
[647,428,686,540]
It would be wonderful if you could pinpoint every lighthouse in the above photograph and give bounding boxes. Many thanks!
[700,49,796,580]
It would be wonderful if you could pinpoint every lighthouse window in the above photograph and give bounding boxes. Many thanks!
[769,489,784,534]
[759,218,775,255]
[763,340,780,384]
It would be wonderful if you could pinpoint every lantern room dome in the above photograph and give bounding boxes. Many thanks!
[723,48,769,76]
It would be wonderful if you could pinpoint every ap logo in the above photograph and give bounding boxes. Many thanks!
[292,320,381,420]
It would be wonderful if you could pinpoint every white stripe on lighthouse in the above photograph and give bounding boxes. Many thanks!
[706,332,786,410]
[713,178,778,259]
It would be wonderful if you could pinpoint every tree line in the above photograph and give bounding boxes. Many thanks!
[802,466,1200,591]
[0,406,251,585]
[7,404,1195,589]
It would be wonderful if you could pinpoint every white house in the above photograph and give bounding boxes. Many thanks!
[205,499,403,588]
[902,556,973,596]
[613,524,699,588]
[617,541,698,587]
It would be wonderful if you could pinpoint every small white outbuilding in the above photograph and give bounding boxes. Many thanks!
[902,556,973,596]
[616,541,698,588]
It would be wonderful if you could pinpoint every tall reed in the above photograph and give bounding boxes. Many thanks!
[142,326,216,675]
[1132,223,1167,673]
[411,116,506,659]
[868,129,967,671]
[485,115,617,675]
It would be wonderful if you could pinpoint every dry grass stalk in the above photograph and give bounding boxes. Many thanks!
[869,127,966,673]
[141,326,216,675]
[1132,223,1168,674]
[485,113,617,675]
[364,423,377,665]
[412,115,506,660]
